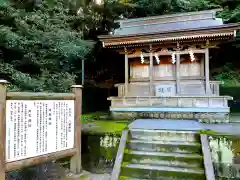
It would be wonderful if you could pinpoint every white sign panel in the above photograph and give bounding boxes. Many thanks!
[5,100,75,162]
[155,84,176,97]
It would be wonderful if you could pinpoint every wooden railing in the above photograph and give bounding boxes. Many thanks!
[115,81,221,97]
[200,134,215,180]
[111,130,128,180]
[210,81,221,96]
[115,84,125,97]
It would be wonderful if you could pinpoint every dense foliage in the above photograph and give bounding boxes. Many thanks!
[0,0,93,92]
[1,0,240,92]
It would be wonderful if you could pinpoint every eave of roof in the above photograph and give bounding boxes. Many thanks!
[99,23,240,48]
[104,32,234,48]
[99,23,240,40]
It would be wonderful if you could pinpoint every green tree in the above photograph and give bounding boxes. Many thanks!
[0,0,93,92]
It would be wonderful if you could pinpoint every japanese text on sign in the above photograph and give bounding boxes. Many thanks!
[6,100,75,162]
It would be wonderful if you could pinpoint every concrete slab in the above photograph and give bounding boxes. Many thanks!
[110,107,230,113]
[128,119,240,135]
[128,119,203,130]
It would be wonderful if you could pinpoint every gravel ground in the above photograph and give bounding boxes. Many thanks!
[66,170,111,180]
[91,173,110,180]
[6,162,111,180]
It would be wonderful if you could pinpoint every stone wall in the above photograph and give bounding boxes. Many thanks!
[110,96,231,109]
[111,111,230,123]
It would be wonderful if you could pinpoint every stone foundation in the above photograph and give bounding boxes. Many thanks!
[111,111,230,124]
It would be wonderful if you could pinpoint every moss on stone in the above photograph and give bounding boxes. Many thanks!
[64,175,89,180]
[197,129,230,136]
[81,112,129,135]
[81,112,109,123]
[82,120,128,135]
[119,176,131,180]
[124,149,132,154]
[121,162,130,167]
[63,171,92,180]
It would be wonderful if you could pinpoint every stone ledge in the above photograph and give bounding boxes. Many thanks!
[111,111,230,123]
[110,107,230,113]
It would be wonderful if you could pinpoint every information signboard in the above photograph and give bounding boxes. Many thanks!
[5,100,75,162]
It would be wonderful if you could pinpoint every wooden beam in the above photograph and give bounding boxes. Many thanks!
[124,47,129,96]
[7,92,75,100]
[127,49,207,58]
[70,85,83,174]
[0,80,8,180]
[129,76,205,82]
[6,148,76,172]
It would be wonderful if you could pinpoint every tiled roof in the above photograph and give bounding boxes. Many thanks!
[114,18,223,36]
[113,9,223,36]
[99,9,240,47]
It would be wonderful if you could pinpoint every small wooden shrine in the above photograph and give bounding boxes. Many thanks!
[99,9,240,123]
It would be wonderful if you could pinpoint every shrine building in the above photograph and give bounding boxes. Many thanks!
[98,9,240,123]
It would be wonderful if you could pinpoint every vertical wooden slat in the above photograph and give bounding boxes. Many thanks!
[70,85,83,174]
[200,56,205,76]
[216,83,220,96]
[205,48,211,95]
[0,80,8,180]
[176,53,181,94]
[124,47,128,96]
[149,44,154,96]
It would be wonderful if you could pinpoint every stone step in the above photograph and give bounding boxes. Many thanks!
[119,176,149,180]
[129,129,200,142]
[127,139,202,154]
[120,164,205,179]
[123,150,203,168]
[119,176,197,180]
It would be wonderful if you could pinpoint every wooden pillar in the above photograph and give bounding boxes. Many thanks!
[149,44,154,96]
[205,48,211,95]
[70,85,83,174]
[200,57,205,76]
[0,80,8,180]
[124,47,128,96]
[81,59,84,85]
[176,53,181,94]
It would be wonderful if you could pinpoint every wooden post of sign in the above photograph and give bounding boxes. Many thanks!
[70,85,83,174]
[0,80,8,180]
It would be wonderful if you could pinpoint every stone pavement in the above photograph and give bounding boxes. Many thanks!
[91,173,110,180]
[128,119,240,135]
[66,170,110,180]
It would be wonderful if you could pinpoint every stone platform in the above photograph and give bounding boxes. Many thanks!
[109,95,232,123]
[128,119,240,135]
[112,111,230,123]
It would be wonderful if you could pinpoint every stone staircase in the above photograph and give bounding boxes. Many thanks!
[113,129,210,180]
